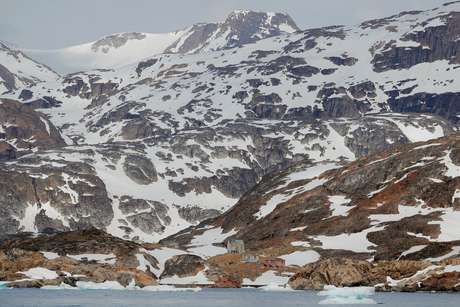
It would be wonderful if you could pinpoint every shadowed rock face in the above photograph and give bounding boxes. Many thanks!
[0,99,65,159]
[178,206,221,224]
[0,64,16,91]
[123,155,158,185]
[160,254,205,279]
[373,12,460,72]
[0,159,114,234]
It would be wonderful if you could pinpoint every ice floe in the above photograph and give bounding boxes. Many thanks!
[318,286,377,305]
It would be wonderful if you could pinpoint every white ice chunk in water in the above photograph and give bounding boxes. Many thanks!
[259,283,294,292]
[318,286,377,305]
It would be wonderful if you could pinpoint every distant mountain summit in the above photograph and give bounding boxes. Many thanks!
[166,10,299,54]
[22,10,299,74]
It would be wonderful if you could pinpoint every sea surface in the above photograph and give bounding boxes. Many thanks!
[0,288,459,307]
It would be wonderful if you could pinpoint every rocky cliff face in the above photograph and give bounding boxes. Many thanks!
[0,99,65,160]
[166,10,299,54]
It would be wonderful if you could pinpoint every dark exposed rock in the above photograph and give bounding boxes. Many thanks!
[160,254,205,279]
[136,58,158,77]
[119,196,171,234]
[166,23,219,54]
[18,89,33,101]
[326,56,358,66]
[123,155,158,185]
[24,96,63,109]
[178,206,221,224]
[372,12,460,72]
[0,64,16,91]
[388,92,460,124]
[348,81,376,99]
[289,65,320,77]
[0,98,66,156]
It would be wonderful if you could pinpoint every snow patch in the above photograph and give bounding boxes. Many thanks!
[19,267,58,280]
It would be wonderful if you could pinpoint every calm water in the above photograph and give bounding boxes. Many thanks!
[0,288,459,307]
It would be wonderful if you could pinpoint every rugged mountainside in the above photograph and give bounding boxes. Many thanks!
[9,1,460,145]
[1,2,460,243]
[2,135,460,290]
[23,11,299,74]
[165,133,460,263]
[0,104,451,241]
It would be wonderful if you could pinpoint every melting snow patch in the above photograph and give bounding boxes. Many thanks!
[318,286,377,305]
[243,271,289,286]
[280,250,320,266]
[187,227,236,258]
[160,271,211,285]
[19,267,58,280]
[41,251,60,260]
[314,227,383,253]
[136,253,151,272]
[291,241,311,248]
[290,226,307,232]
[441,150,460,178]
[328,195,353,218]
[443,265,460,273]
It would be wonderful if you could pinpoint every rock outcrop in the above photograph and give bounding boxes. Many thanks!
[0,98,65,158]
[160,254,205,279]
[0,229,158,288]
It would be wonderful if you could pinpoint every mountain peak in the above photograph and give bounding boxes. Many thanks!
[224,10,299,33]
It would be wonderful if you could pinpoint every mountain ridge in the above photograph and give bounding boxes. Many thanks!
[21,10,299,74]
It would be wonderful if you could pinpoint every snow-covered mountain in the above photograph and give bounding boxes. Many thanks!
[0,2,460,246]
[23,11,299,74]
[23,32,186,74]
[165,10,299,54]
[0,42,59,93]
